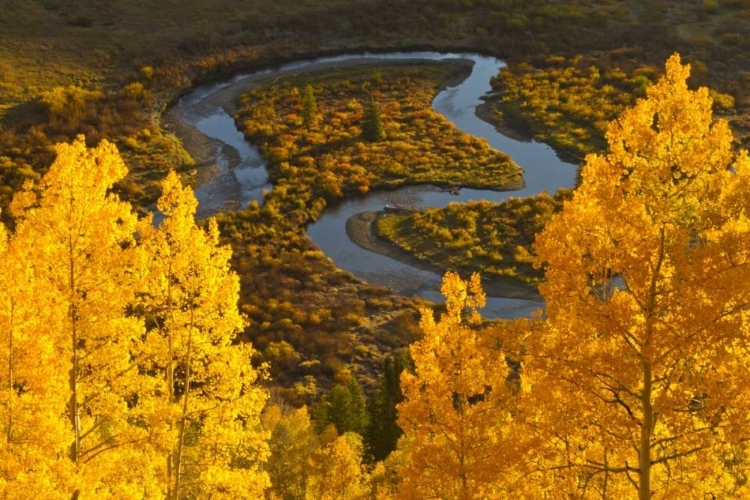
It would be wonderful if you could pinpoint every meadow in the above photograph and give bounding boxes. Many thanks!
[484,53,738,162]
[376,190,571,287]
[236,63,523,204]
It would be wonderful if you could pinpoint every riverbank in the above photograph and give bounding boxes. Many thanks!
[168,56,479,219]
[346,210,543,302]
[476,98,585,167]
[211,57,476,116]
[173,51,577,319]
[162,106,245,219]
[475,99,533,144]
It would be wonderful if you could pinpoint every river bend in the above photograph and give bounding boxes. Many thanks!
[172,52,578,318]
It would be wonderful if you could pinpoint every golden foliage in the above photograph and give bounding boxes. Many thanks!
[11,136,152,496]
[137,171,270,499]
[0,137,269,498]
[490,55,649,158]
[395,272,526,499]
[0,218,72,499]
[306,432,370,500]
[520,54,750,498]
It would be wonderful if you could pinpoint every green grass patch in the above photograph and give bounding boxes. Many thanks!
[376,190,572,286]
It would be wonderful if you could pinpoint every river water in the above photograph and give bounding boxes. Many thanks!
[172,52,578,319]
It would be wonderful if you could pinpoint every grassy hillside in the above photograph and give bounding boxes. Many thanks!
[2,0,735,114]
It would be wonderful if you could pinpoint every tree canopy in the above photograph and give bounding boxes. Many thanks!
[0,136,269,499]
[518,53,750,499]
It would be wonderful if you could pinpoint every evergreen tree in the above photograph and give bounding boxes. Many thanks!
[366,353,408,461]
[345,377,369,436]
[361,98,384,142]
[301,84,317,130]
[313,376,369,437]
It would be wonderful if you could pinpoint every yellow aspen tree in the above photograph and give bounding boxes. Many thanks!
[305,432,370,500]
[395,272,523,500]
[136,171,269,499]
[526,54,750,499]
[0,221,72,499]
[264,405,319,500]
[10,136,157,498]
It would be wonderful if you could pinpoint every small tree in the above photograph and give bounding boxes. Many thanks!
[314,376,369,437]
[361,98,384,142]
[396,272,522,499]
[301,84,318,130]
[306,433,370,500]
[366,353,407,461]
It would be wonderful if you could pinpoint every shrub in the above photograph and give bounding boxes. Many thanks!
[703,0,720,14]
[66,15,93,28]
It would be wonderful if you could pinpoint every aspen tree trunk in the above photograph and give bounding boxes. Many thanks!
[457,329,468,500]
[166,262,175,500]
[639,360,653,500]
[173,307,195,500]
[6,303,13,444]
[68,249,80,465]
[68,243,81,500]
[639,228,664,500]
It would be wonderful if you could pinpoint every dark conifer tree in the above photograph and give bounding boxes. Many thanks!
[360,98,384,142]
[301,84,317,130]
[312,376,369,437]
[366,353,408,461]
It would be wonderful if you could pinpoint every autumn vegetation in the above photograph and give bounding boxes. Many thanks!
[486,55,651,159]
[210,63,521,401]
[3,0,750,223]
[2,0,750,404]
[7,0,750,497]
[3,55,750,499]
[0,135,405,499]
[236,63,522,203]
[385,54,750,499]
[376,190,570,287]
[485,53,736,161]
[0,137,268,498]
[519,53,750,498]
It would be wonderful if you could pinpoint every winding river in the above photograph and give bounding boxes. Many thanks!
[171,52,578,319]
